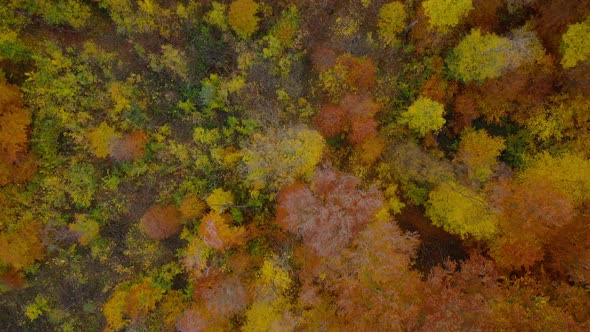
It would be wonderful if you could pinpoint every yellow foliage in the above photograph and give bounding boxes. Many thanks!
[455,128,506,182]
[68,214,100,246]
[228,0,260,39]
[423,0,473,32]
[521,153,590,206]
[87,122,120,158]
[425,181,497,240]
[242,127,325,192]
[378,2,407,46]
[205,188,234,213]
[399,96,445,136]
[179,195,206,220]
[561,16,590,68]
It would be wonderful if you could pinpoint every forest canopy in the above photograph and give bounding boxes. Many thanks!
[1,0,590,331]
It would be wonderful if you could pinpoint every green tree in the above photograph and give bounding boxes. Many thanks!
[377,2,407,46]
[447,29,512,82]
[399,96,445,136]
[422,0,473,32]
[560,16,590,68]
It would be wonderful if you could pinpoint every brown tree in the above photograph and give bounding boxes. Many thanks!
[139,205,181,240]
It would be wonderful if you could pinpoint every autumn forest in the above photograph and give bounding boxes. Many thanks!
[1,0,590,330]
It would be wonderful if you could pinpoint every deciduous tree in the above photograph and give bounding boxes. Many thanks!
[140,205,182,240]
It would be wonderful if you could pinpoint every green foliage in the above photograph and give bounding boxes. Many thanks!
[423,0,473,32]
[378,2,407,46]
[399,96,445,136]
[561,16,590,68]
[25,295,50,321]
[425,181,497,240]
[205,1,229,31]
[40,0,91,29]
[66,162,98,208]
[447,29,512,82]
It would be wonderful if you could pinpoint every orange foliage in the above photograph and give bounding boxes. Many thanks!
[0,220,45,270]
[109,130,148,161]
[467,0,502,32]
[490,178,575,270]
[547,215,590,283]
[0,81,35,185]
[348,118,377,145]
[355,136,385,165]
[179,194,206,220]
[313,104,346,138]
[337,54,377,91]
[340,93,380,119]
[450,90,480,134]
[0,81,30,164]
[139,205,181,240]
[198,212,246,251]
[0,268,25,288]
[534,0,590,55]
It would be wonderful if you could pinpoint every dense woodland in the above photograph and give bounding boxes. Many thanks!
[1,0,590,330]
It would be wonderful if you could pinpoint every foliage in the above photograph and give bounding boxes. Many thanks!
[242,127,324,193]
[447,29,512,82]
[455,128,506,182]
[425,181,497,240]
[423,0,473,32]
[561,17,590,68]
[276,168,383,257]
[0,219,45,270]
[140,206,182,240]
[378,2,407,46]
[228,0,260,39]
[205,188,234,213]
[69,214,100,246]
[198,212,246,250]
[399,96,445,136]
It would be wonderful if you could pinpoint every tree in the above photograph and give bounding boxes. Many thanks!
[561,16,590,68]
[399,96,445,136]
[313,104,346,138]
[447,29,512,82]
[241,127,324,193]
[328,220,423,330]
[0,81,30,164]
[0,219,45,270]
[139,205,182,240]
[455,128,505,182]
[108,130,147,161]
[205,188,234,213]
[423,0,473,32]
[87,122,120,159]
[276,168,383,257]
[198,212,245,251]
[242,259,296,332]
[228,0,260,39]
[425,181,497,240]
[377,2,407,46]
[179,195,206,220]
[0,81,35,185]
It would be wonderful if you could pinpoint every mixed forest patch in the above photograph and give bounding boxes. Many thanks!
[1,0,590,330]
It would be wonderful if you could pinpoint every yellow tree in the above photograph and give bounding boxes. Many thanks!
[422,0,473,33]
[560,16,590,68]
[228,0,260,39]
[241,127,324,193]
[447,29,512,82]
[425,181,497,240]
[455,128,505,182]
[399,96,445,136]
[377,2,407,46]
